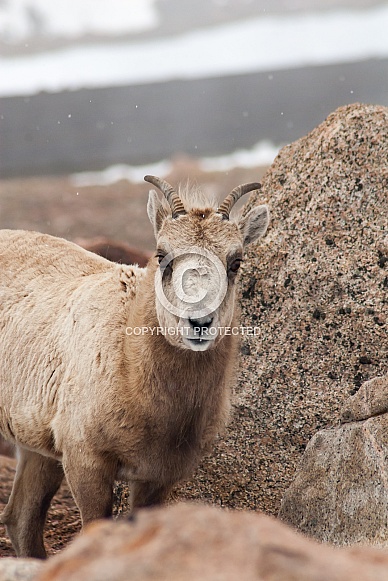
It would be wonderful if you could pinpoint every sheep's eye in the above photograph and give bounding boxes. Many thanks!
[156,252,173,274]
[229,259,242,274]
[156,250,167,264]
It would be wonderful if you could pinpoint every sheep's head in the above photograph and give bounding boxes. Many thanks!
[146,175,269,352]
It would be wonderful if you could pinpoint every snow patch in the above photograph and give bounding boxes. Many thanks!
[70,141,280,186]
[71,159,173,187]
[0,0,158,43]
[200,141,281,172]
[1,5,388,96]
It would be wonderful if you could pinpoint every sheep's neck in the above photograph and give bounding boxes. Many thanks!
[125,266,239,404]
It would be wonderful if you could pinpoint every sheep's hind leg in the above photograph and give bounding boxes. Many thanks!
[130,480,173,510]
[0,447,64,558]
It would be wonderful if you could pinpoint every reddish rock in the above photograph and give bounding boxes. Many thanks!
[36,503,388,581]
[341,374,388,423]
[75,237,152,267]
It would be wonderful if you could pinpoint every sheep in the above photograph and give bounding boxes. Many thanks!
[0,175,269,558]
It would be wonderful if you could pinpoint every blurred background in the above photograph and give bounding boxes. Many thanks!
[0,0,387,252]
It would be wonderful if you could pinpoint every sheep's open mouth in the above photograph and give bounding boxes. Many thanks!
[183,336,214,351]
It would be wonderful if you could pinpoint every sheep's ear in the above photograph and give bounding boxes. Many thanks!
[238,205,270,246]
[147,190,170,238]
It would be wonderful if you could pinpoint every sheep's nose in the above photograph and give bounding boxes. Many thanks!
[188,315,214,331]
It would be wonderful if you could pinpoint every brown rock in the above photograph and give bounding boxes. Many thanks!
[74,237,152,267]
[36,504,388,581]
[279,375,388,545]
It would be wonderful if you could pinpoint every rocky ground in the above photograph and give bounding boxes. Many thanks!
[0,103,387,567]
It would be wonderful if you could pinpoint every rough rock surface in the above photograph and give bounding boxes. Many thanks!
[173,103,388,515]
[341,374,388,423]
[0,558,42,581]
[35,504,388,581]
[279,374,388,545]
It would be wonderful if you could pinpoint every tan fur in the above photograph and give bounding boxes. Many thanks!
[0,182,269,558]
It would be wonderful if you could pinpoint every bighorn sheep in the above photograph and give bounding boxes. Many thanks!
[0,176,269,558]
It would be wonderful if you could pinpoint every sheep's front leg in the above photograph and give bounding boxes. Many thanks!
[0,447,64,558]
[130,480,173,510]
[62,452,116,525]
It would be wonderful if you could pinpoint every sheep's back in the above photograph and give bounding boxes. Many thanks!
[0,229,145,455]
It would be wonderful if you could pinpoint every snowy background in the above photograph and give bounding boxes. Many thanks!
[1,0,388,179]
[1,1,388,95]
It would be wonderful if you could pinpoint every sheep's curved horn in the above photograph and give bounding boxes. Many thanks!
[144,175,186,218]
[217,182,262,220]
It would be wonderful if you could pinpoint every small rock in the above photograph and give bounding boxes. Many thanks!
[341,375,388,423]
[279,375,388,545]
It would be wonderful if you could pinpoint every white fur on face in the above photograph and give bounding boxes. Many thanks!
[155,248,232,351]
